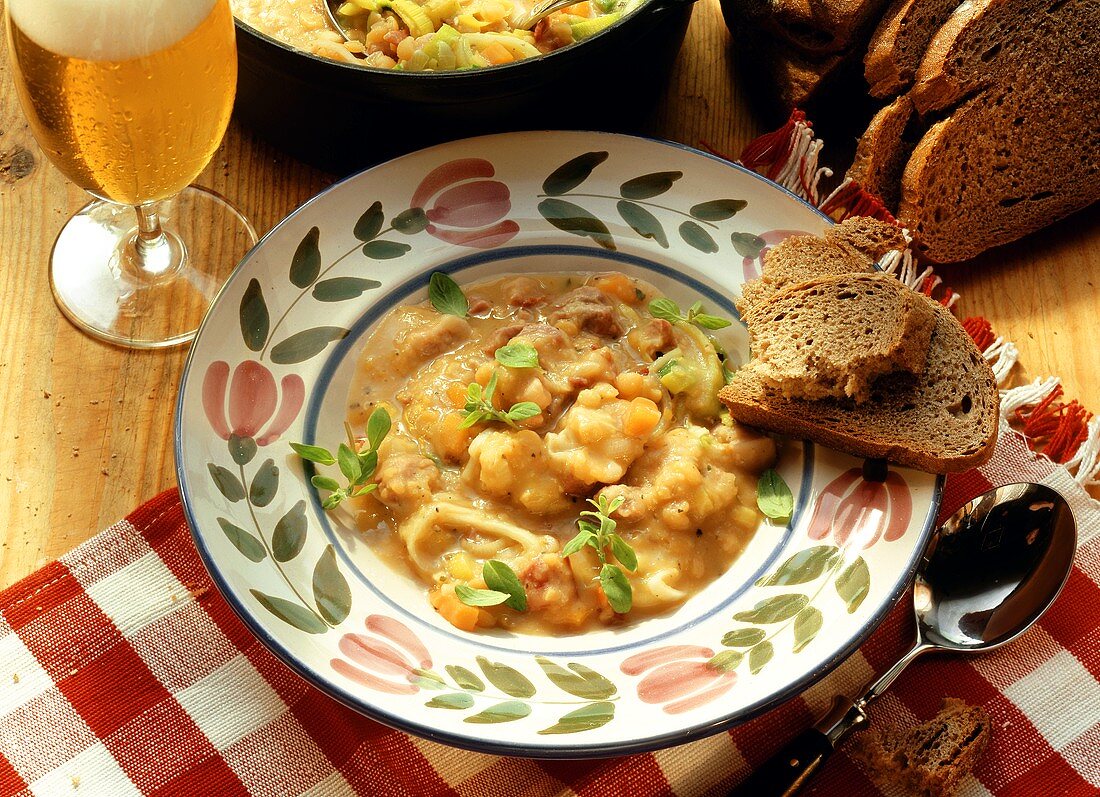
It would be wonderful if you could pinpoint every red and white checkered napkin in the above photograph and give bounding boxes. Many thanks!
[1,426,1098,797]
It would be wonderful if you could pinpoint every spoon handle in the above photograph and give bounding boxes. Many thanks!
[725,729,834,797]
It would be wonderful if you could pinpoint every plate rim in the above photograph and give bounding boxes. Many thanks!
[174,130,944,758]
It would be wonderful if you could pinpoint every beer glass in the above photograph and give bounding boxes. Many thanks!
[5,0,257,348]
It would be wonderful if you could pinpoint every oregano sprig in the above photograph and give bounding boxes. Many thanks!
[757,468,794,521]
[429,271,468,317]
[459,370,541,429]
[561,494,637,613]
[291,407,392,510]
[494,342,540,369]
[455,559,528,611]
[649,297,732,330]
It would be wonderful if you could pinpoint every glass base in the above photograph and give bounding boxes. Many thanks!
[49,187,258,349]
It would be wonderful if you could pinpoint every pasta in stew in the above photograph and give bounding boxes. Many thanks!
[346,272,777,634]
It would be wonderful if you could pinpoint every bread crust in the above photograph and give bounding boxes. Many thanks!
[720,299,999,473]
[847,95,915,212]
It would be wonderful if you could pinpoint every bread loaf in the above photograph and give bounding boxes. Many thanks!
[864,0,966,97]
[742,272,936,403]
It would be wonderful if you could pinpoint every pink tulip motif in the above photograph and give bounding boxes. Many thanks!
[807,460,912,548]
[202,360,305,446]
[410,158,520,249]
[331,615,433,695]
[739,229,811,283]
[620,645,737,714]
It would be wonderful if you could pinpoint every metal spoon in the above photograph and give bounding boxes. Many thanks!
[731,482,1076,797]
[322,1,367,53]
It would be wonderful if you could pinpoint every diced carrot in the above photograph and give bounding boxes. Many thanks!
[446,382,467,407]
[563,1,592,14]
[624,396,661,436]
[480,41,515,64]
[435,589,480,632]
[593,273,638,304]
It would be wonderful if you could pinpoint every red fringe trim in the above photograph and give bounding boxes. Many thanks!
[962,317,996,351]
[738,110,807,183]
[1014,383,1094,463]
[819,181,897,225]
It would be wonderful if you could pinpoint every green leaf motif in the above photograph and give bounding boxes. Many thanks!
[476,656,536,698]
[393,206,430,234]
[425,692,475,710]
[542,151,608,196]
[249,458,279,508]
[708,649,743,672]
[757,546,839,587]
[216,517,266,562]
[690,199,748,221]
[312,277,382,302]
[733,593,809,624]
[272,500,308,562]
[239,278,269,352]
[269,327,349,364]
[208,463,245,502]
[749,641,774,674]
[538,198,615,251]
[836,557,870,613]
[464,700,531,724]
[538,702,615,735]
[362,240,411,260]
[250,589,326,634]
[290,227,321,288]
[354,201,384,242]
[679,220,719,253]
[793,606,823,653]
[312,544,351,625]
[412,669,447,690]
[228,435,257,466]
[731,231,767,258]
[616,200,669,248]
[619,171,682,200]
[446,665,485,692]
[722,627,766,647]
[535,657,616,700]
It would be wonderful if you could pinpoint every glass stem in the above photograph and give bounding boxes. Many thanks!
[125,201,183,279]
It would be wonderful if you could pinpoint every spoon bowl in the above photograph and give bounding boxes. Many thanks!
[732,482,1077,797]
[916,483,1076,651]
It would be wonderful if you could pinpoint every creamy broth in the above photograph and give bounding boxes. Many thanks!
[346,272,777,634]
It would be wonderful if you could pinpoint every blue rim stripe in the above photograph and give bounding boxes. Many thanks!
[174,130,945,758]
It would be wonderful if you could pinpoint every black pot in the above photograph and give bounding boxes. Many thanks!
[233,0,695,175]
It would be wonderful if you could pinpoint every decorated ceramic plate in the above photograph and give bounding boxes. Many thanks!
[175,131,942,757]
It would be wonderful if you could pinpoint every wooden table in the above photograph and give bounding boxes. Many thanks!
[1,0,1097,590]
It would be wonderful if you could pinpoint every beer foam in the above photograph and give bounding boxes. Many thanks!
[9,0,217,61]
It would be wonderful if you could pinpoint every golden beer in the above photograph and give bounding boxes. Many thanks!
[6,0,236,206]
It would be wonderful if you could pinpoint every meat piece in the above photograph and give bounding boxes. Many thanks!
[393,310,471,372]
[629,318,676,359]
[547,287,625,337]
[505,276,549,307]
[481,324,525,355]
[374,437,441,513]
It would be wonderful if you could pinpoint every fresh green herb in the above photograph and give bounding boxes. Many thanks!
[494,342,540,369]
[482,560,527,611]
[561,494,636,613]
[292,407,392,510]
[648,297,732,330]
[757,468,794,521]
[459,370,542,429]
[429,272,468,318]
[454,585,510,607]
[455,559,528,611]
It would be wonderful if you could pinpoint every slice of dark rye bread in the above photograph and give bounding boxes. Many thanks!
[853,698,992,797]
[720,295,999,472]
[847,95,917,211]
[737,217,907,314]
[864,0,966,98]
[742,273,936,403]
